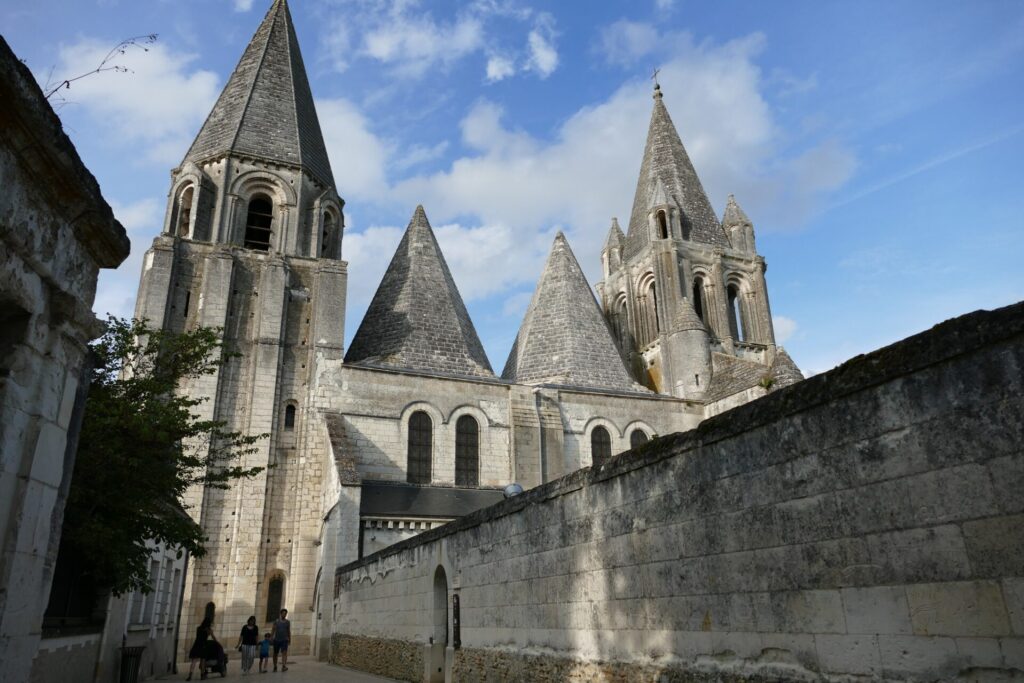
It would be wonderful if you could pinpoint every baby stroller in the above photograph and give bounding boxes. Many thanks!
[201,640,228,678]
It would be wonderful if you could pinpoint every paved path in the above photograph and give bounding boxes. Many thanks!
[158,656,400,682]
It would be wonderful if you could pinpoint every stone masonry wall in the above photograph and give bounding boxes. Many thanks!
[331,302,1024,682]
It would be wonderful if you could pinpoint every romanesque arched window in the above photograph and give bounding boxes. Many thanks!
[284,404,296,430]
[613,293,629,350]
[637,275,659,348]
[657,210,669,239]
[244,195,274,251]
[692,276,706,324]
[455,415,479,487]
[630,429,649,449]
[177,184,194,238]
[265,574,284,623]
[727,283,746,342]
[407,411,432,484]
[591,426,611,467]
[321,211,335,258]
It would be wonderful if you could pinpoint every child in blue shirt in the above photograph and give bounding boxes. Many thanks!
[259,633,272,673]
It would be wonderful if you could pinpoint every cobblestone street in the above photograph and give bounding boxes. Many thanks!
[157,657,399,683]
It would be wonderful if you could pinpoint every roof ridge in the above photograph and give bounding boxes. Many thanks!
[281,0,302,171]
[227,0,279,156]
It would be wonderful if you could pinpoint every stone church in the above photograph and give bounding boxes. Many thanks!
[132,0,802,657]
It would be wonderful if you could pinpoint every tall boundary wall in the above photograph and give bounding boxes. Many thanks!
[330,302,1024,682]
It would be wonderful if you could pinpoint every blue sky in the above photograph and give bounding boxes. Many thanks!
[5,0,1023,374]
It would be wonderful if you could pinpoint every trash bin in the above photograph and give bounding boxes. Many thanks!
[119,646,146,683]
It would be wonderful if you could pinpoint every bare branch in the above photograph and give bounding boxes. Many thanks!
[44,34,158,101]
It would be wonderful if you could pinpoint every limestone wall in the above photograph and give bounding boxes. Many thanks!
[330,302,1024,682]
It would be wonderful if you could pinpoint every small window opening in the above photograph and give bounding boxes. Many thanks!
[657,210,669,239]
[177,186,194,237]
[244,196,273,251]
[321,212,335,257]
[284,404,296,430]
[183,291,191,317]
[692,277,705,323]
[629,429,649,449]
[455,415,479,487]
[591,426,612,467]
[728,284,745,341]
[407,411,432,484]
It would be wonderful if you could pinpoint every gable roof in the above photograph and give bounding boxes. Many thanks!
[623,86,728,259]
[502,233,646,393]
[770,348,805,388]
[345,206,494,378]
[181,0,334,187]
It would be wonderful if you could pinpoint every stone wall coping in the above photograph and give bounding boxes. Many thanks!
[0,37,129,268]
[336,300,1024,577]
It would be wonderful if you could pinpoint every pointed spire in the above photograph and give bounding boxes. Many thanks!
[623,86,728,259]
[502,233,646,393]
[345,206,494,378]
[182,0,335,187]
[602,217,624,252]
[769,348,804,388]
[672,296,707,333]
[649,176,670,209]
[722,194,752,229]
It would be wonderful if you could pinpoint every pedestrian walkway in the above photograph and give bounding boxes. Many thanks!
[157,655,400,682]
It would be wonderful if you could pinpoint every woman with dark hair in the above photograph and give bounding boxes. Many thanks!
[235,615,260,675]
[186,615,218,680]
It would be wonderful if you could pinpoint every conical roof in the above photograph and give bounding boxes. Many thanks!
[722,194,752,229]
[672,296,707,333]
[345,206,494,378]
[182,0,334,187]
[502,233,645,393]
[602,218,624,252]
[770,348,804,388]
[623,86,728,259]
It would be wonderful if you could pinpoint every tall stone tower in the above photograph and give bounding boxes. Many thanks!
[598,84,778,399]
[133,0,345,652]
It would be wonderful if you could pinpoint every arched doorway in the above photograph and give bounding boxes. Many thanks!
[429,566,449,682]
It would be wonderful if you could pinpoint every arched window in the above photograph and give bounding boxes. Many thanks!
[637,276,659,348]
[692,277,706,323]
[591,426,611,467]
[657,210,669,239]
[244,195,274,251]
[455,415,479,487]
[265,575,284,623]
[613,294,629,349]
[284,404,296,430]
[407,411,432,484]
[177,185,194,237]
[321,212,334,257]
[630,429,649,449]
[728,283,745,341]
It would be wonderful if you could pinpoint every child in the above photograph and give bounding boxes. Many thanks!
[258,633,272,673]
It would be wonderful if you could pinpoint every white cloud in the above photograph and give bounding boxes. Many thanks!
[362,14,484,78]
[51,39,220,165]
[486,55,516,82]
[773,315,798,344]
[525,15,558,78]
[233,0,255,12]
[94,198,163,319]
[599,20,658,67]
[316,98,391,201]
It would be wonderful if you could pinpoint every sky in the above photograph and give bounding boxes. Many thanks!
[5,0,1024,375]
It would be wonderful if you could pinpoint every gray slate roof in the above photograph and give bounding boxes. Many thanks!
[182,0,335,187]
[623,86,728,259]
[705,352,769,402]
[345,206,494,378]
[602,217,625,252]
[360,482,505,519]
[502,233,646,393]
[770,348,805,388]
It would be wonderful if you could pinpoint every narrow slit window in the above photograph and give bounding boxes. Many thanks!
[284,404,296,430]
[244,196,273,251]
[657,210,669,239]
[177,185,194,237]
[728,284,744,341]
[692,277,705,323]
[455,415,479,487]
[407,411,432,484]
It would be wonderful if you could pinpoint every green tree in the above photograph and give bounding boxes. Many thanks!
[61,317,265,595]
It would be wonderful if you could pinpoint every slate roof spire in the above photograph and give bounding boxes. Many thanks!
[623,84,728,258]
[345,205,494,378]
[502,233,647,393]
[602,217,624,252]
[182,0,335,187]
[722,194,752,228]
